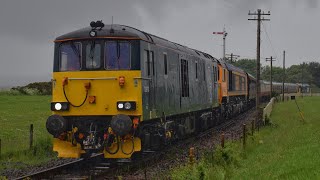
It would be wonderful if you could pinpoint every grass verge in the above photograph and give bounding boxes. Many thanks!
[0,95,55,172]
[170,96,320,179]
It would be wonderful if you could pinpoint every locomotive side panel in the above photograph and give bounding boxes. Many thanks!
[140,40,218,121]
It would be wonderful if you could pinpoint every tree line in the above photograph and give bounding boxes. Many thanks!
[231,59,320,88]
[11,82,51,95]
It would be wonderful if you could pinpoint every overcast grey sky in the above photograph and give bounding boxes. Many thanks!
[0,0,319,87]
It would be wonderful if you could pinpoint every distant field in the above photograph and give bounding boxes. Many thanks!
[170,96,320,179]
[0,95,54,170]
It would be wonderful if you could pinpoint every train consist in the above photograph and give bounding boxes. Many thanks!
[46,21,306,159]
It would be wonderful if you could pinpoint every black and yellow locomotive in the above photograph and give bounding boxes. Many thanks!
[46,21,258,159]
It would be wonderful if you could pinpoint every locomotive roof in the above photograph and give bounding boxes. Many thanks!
[216,60,247,75]
[247,73,256,81]
[55,24,217,63]
[225,62,246,74]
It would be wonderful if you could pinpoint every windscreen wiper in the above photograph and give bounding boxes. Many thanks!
[70,42,81,66]
[117,41,120,69]
[89,40,96,68]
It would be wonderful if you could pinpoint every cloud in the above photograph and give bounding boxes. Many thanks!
[0,0,319,87]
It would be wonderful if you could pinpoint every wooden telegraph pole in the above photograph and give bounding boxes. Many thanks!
[266,56,276,98]
[248,9,270,110]
[282,51,285,102]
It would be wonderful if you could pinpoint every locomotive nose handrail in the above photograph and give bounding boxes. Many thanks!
[68,77,118,80]
[133,77,152,81]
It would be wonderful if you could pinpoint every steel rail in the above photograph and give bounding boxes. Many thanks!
[14,153,103,180]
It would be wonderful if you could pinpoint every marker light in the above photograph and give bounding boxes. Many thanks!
[124,102,131,110]
[55,103,62,110]
[119,76,125,86]
[117,101,136,110]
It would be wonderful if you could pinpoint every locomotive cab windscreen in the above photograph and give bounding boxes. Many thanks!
[54,40,140,72]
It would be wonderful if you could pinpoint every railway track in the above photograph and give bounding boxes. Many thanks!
[12,107,259,180]
[13,153,104,180]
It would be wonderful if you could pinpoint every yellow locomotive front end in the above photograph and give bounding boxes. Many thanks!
[46,22,143,158]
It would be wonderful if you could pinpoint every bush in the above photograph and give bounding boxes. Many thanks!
[0,89,22,96]
[8,82,52,95]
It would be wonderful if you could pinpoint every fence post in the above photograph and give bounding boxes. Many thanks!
[30,124,33,149]
[189,147,195,165]
[220,132,225,148]
[144,169,147,180]
[251,120,255,136]
[243,124,246,148]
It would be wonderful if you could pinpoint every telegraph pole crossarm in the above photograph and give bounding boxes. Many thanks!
[226,53,240,63]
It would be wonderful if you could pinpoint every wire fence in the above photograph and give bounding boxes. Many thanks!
[0,124,50,158]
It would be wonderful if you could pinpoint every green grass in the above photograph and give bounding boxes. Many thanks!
[0,95,55,171]
[170,96,320,179]
[231,96,320,179]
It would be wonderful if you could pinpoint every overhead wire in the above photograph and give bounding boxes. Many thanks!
[261,21,282,67]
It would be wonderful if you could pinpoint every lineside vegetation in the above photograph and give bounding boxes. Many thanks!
[171,96,320,179]
[0,95,54,172]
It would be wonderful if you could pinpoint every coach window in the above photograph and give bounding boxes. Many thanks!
[181,59,189,97]
[229,71,233,90]
[144,50,150,76]
[215,67,218,82]
[105,41,131,70]
[151,51,155,76]
[239,76,242,91]
[222,69,225,82]
[218,67,220,81]
[164,53,168,75]
[59,42,81,71]
[203,63,206,81]
[242,77,245,91]
[195,62,198,79]
[216,67,218,82]
[212,66,215,81]
[86,42,101,69]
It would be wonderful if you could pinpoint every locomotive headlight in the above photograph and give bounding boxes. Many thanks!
[124,102,131,110]
[51,102,69,111]
[55,103,62,110]
[89,30,97,37]
[118,103,124,109]
[117,101,136,110]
